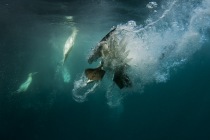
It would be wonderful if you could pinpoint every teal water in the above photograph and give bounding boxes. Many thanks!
[0,0,210,139]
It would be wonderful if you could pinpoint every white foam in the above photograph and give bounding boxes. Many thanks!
[72,0,210,106]
[72,74,99,103]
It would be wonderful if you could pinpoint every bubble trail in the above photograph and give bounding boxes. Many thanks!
[72,0,210,106]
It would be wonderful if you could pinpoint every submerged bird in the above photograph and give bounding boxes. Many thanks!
[62,27,78,65]
[85,27,132,89]
[16,72,38,93]
[55,27,78,83]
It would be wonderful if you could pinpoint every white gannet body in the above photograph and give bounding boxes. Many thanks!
[62,28,78,65]
[16,72,38,93]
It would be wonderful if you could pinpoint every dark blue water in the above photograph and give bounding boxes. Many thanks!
[1,0,210,140]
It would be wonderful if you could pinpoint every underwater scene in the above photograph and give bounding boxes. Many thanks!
[0,0,210,139]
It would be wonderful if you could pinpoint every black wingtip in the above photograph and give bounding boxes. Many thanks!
[113,68,132,89]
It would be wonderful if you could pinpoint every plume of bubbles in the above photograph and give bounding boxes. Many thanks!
[115,0,210,89]
[72,74,99,102]
[62,66,71,83]
[72,0,210,106]
[146,2,158,9]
